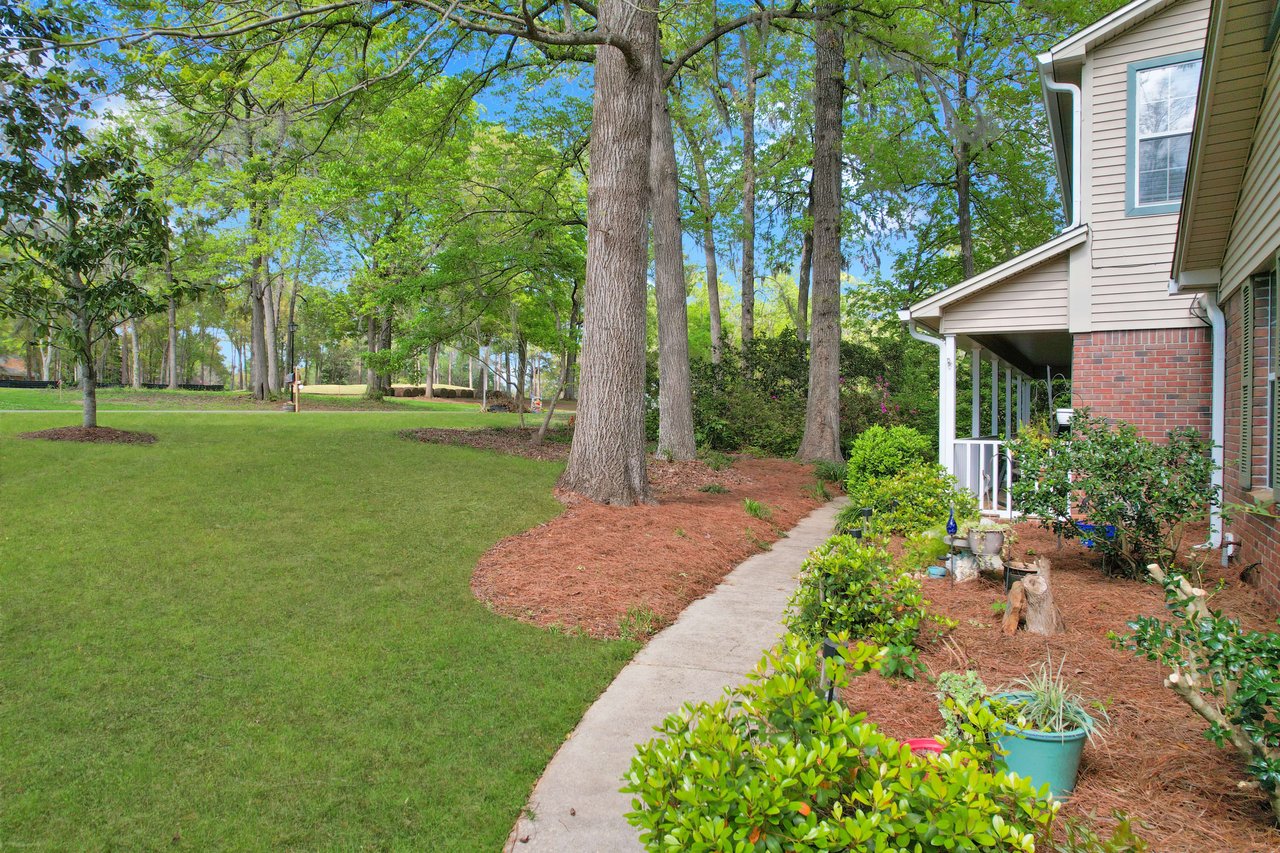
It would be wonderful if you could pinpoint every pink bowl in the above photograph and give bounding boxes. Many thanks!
[904,737,945,756]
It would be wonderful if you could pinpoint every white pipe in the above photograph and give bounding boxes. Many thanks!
[1043,77,1082,229]
[1201,293,1225,548]
[899,313,953,469]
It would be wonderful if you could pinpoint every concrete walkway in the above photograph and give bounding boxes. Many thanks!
[507,498,847,852]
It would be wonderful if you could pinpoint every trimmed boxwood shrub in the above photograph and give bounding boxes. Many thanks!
[846,424,932,482]
[785,534,953,678]
[843,463,978,536]
[623,637,1057,852]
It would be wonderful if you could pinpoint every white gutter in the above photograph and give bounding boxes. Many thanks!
[1040,70,1082,229]
[900,310,943,350]
[1200,292,1225,547]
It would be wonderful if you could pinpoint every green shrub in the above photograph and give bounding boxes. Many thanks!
[846,424,932,482]
[785,535,952,677]
[1009,410,1216,577]
[743,498,772,520]
[899,530,950,571]
[699,449,734,471]
[698,483,729,494]
[843,463,977,535]
[1115,564,1280,817]
[624,637,1058,852]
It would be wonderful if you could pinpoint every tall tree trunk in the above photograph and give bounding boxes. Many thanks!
[73,285,97,429]
[119,324,128,387]
[797,5,846,464]
[130,321,141,389]
[955,36,976,281]
[165,290,178,390]
[364,315,381,399]
[264,273,280,394]
[378,308,392,394]
[675,113,723,364]
[427,343,438,398]
[560,0,657,505]
[650,68,697,461]
[739,30,757,347]
[797,185,814,343]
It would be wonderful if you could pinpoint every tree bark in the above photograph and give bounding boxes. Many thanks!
[130,320,141,388]
[1023,560,1066,635]
[650,62,697,461]
[72,286,97,428]
[427,343,438,398]
[364,314,381,399]
[534,347,572,446]
[797,184,814,343]
[264,272,281,394]
[560,0,657,505]
[739,30,757,347]
[797,6,846,464]
[1002,581,1027,636]
[378,307,392,394]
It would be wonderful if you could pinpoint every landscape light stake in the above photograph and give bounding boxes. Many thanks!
[821,638,840,703]
[861,506,873,535]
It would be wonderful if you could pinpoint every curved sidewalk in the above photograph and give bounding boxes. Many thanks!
[507,498,847,852]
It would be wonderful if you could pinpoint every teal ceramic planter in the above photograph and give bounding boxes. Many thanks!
[991,692,1091,798]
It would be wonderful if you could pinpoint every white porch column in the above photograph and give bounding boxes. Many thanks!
[970,346,981,437]
[990,358,999,436]
[940,335,958,473]
[1005,366,1012,438]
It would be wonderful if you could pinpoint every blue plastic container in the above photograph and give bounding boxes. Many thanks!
[991,692,1092,798]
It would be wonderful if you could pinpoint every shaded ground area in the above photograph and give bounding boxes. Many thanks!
[846,522,1280,852]
[401,425,574,462]
[460,446,826,639]
[19,425,156,444]
[0,386,534,412]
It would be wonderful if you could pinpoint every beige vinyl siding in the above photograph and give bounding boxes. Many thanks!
[1085,0,1210,329]
[940,256,1069,334]
[1222,52,1280,291]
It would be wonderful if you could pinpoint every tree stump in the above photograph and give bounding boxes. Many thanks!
[1001,582,1026,635]
[1022,557,1066,635]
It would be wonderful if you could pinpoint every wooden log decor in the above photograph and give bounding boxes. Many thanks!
[1001,557,1066,636]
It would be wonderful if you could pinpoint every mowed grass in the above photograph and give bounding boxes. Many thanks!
[0,386,503,413]
[0,411,633,850]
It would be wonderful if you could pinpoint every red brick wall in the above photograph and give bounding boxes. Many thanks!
[1222,285,1280,607]
[1071,328,1213,441]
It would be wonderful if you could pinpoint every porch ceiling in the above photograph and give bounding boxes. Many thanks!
[963,331,1072,377]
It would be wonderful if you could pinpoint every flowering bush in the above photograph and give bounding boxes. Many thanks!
[1009,410,1217,577]
[623,637,1058,852]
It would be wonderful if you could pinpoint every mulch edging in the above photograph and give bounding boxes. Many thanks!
[471,457,825,639]
[19,426,157,445]
[846,522,1280,851]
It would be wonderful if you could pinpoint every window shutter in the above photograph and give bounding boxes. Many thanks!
[1242,281,1254,485]
[1272,270,1280,490]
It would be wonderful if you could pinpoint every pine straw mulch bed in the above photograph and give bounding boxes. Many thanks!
[399,426,573,462]
[425,438,829,638]
[844,521,1280,852]
[18,426,157,444]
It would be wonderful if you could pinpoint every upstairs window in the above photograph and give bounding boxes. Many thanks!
[1127,54,1202,216]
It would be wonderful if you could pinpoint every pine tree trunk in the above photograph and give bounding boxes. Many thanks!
[264,274,280,394]
[427,343,438,398]
[740,30,757,347]
[166,293,178,389]
[797,186,814,343]
[797,5,845,464]
[560,0,657,505]
[650,67,696,461]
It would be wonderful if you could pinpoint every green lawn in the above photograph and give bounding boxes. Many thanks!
[0,411,632,850]
[0,386,505,413]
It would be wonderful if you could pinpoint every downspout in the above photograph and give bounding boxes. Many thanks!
[900,311,950,467]
[1042,73,1082,229]
[1200,293,1225,547]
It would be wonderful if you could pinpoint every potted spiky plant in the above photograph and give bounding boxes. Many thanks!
[988,656,1105,797]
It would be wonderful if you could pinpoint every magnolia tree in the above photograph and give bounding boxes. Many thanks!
[0,4,169,427]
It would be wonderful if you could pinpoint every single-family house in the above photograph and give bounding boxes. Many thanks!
[901,0,1216,516]
[1171,0,1280,603]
